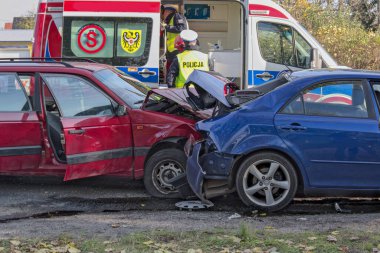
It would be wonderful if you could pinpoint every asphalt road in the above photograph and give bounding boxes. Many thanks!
[0,176,380,239]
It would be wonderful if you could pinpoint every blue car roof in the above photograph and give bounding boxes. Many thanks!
[290,69,380,80]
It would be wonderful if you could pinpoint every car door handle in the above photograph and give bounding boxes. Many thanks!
[68,129,85,135]
[279,123,307,131]
[256,72,274,80]
[138,69,156,76]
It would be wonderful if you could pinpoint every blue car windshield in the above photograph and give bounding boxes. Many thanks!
[94,68,154,109]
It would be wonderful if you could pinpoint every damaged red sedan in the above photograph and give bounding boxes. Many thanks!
[0,60,210,197]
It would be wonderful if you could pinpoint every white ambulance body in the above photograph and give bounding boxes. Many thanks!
[33,0,339,88]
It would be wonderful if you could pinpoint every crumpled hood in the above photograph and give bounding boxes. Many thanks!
[185,70,234,108]
[148,88,213,119]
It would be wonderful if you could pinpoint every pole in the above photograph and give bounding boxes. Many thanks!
[378,0,380,30]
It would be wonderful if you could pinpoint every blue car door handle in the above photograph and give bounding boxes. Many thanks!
[279,123,307,131]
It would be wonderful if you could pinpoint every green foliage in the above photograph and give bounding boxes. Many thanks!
[281,0,380,70]
[12,10,35,29]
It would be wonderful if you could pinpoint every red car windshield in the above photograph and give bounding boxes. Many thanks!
[94,68,152,109]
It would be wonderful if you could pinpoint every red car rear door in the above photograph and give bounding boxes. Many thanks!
[41,73,133,180]
[0,73,42,172]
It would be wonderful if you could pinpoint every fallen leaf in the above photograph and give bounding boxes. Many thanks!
[305,246,316,251]
[308,237,317,241]
[52,246,69,253]
[111,224,120,228]
[327,235,337,243]
[259,213,267,217]
[228,213,241,220]
[296,244,307,249]
[284,240,294,245]
[10,240,21,246]
[35,249,49,253]
[143,240,154,246]
[339,246,349,253]
[68,244,81,253]
[331,231,340,236]
[231,236,241,243]
[252,247,263,253]
[266,247,278,253]
[349,236,359,241]
[188,250,202,253]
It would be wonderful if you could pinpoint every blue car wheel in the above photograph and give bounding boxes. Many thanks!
[236,152,298,212]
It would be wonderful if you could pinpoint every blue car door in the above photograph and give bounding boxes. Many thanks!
[274,79,380,188]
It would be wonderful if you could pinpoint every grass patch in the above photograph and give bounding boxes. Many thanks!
[1,226,380,252]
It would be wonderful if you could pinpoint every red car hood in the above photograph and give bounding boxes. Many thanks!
[147,88,213,119]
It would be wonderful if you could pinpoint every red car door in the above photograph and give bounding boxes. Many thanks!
[0,73,42,171]
[41,73,133,180]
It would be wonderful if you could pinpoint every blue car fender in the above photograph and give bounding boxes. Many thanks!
[228,133,310,188]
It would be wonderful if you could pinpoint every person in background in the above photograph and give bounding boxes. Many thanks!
[167,30,210,88]
[161,4,187,72]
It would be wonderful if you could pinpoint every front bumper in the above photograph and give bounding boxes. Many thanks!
[186,140,235,202]
[186,141,208,202]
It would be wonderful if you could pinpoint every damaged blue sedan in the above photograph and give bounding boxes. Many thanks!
[185,69,380,212]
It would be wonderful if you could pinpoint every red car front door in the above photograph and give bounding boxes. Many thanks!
[0,73,42,172]
[41,73,133,180]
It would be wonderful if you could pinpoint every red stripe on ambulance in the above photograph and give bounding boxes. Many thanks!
[249,4,288,19]
[38,2,64,13]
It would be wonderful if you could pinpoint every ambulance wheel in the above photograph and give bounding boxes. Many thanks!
[144,148,186,198]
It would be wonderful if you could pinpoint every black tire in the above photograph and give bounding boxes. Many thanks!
[235,152,298,212]
[144,148,186,198]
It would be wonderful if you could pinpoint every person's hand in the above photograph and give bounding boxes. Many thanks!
[161,22,167,31]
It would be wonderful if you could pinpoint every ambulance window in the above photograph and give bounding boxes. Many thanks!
[258,22,313,69]
[294,31,312,69]
[116,22,148,58]
[68,20,114,58]
[114,18,152,66]
[257,22,294,66]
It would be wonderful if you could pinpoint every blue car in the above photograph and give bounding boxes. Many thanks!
[185,69,380,212]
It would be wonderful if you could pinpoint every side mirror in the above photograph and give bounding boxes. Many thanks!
[310,48,322,69]
[115,104,127,116]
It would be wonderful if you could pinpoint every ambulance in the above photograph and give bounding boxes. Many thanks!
[32,0,339,89]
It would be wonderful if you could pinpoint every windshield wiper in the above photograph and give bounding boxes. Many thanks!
[134,100,145,105]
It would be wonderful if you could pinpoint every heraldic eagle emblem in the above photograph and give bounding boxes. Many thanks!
[121,30,142,54]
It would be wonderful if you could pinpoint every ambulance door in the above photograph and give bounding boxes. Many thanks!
[62,0,161,85]
[249,17,310,86]
[247,1,339,88]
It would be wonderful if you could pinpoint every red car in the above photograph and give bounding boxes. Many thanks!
[0,60,209,198]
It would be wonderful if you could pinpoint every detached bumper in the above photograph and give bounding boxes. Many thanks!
[186,141,208,202]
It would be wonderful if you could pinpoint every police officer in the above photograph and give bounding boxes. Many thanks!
[167,30,210,88]
[161,5,187,71]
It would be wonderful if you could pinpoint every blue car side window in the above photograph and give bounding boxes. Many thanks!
[303,81,368,118]
[282,81,369,119]
[281,95,304,114]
